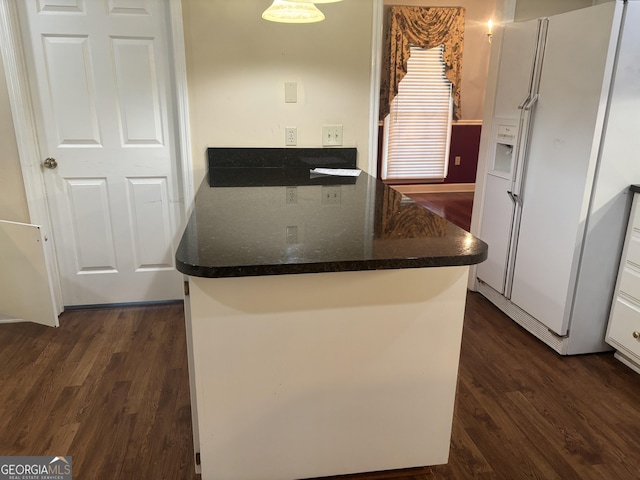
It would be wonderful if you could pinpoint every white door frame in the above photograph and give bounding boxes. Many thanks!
[368,0,383,177]
[0,0,194,311]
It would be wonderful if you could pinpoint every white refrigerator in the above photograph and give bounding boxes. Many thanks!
[476,1,640,354]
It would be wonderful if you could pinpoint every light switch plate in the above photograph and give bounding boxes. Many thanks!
[321,186,342,205]
[322,125,343,146]
[285,82,297,103]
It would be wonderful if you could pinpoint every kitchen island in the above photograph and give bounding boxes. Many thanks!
[176,148,487,480]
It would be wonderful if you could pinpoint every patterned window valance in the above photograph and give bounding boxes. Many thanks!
[380,6,465,121]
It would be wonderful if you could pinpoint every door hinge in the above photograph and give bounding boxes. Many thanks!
[184,280,190,296]
[195,452,201,465]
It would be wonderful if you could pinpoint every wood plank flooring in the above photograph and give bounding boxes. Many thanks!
[2,294,640,479]
[406,192,474,231]
[0,303,199,480]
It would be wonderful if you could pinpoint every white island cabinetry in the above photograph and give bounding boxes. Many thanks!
[185,266,469,480]
[176,149,488,479]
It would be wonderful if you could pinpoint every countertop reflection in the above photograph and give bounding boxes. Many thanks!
[176,171,487,278]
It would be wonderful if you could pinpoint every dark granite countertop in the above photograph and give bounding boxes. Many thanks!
[176,147,487,278]
[176,186,487,277]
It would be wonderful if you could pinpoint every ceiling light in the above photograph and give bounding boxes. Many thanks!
[262,0,325,23]
[289,0,343,3]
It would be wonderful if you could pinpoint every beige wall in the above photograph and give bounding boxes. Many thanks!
[514,0,610,21]
[383,0,497,122]
[181,0,376,185]
[0,54,30,223]
[7,0,606,215]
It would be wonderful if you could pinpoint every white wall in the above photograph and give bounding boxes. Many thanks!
[0,53,29,223]
[383,0,497,122]
[181,0,376,185]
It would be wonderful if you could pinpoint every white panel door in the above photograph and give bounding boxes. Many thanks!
[17,0,182,306]
[0,220,58,327]
[509,3,620,335]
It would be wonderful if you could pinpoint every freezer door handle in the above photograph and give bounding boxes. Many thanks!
[507,191,521,205]
[517,94,531,110]
[517,93,539,112]
[523,93,539,111]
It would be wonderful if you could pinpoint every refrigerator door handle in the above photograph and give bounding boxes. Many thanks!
[524,93,539,111]
[513,93,540,200]
[510,17,548,198]
[517,94,531,110]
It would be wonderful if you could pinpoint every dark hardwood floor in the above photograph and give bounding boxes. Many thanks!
[0,303,198,480]
[406,192,474,231]
[1,293,640,479]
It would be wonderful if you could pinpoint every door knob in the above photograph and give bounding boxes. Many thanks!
[43,157,58,169]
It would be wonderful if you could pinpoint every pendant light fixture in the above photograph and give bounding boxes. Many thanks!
[262,0,325,24]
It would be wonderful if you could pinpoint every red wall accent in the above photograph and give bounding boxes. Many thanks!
[377,123,482,184]
[445,124,482,184]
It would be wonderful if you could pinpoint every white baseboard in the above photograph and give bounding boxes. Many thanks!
[379,120,483,127]
[0,316,25,324]
[454,120,483,126]
[614,351,640,374]
[390,183,475,194]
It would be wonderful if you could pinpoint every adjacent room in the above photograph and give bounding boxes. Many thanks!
[1,0,639,479]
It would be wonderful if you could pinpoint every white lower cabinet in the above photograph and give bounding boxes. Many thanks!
[606,190,640,373]
[183,266,470,480]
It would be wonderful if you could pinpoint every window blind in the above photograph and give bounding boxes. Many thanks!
[382,45,453,181]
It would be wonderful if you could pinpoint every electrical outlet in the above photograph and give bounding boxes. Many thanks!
[321,186,341,205]
[322,125,343,146]
[285,127,297,146]
[455,156,461,166]
[286,186,297,204]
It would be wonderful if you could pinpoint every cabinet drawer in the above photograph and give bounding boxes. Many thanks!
[607,299,640,359]
[618,269,640,304]
[632,194,640,228]
[625,236,640,268]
